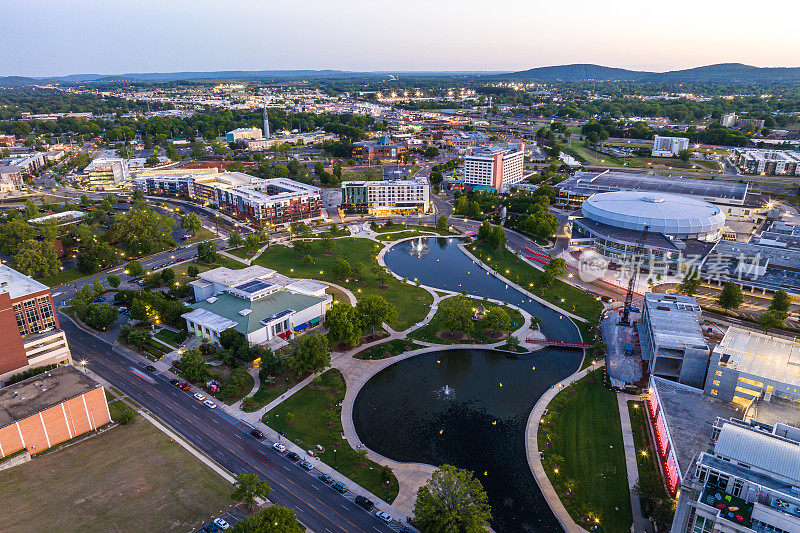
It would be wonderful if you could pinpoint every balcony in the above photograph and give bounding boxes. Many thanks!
[699,485,753,529]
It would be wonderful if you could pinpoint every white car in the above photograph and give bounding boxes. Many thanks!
[193,393,205,402]
[272,442,286,453]
[213,518,230,529]
[375,511,392,524]
[203,400,217,409]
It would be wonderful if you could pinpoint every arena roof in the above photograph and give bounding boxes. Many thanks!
[582,191,726,237]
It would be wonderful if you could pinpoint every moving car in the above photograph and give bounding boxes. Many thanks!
[299,460,313,470]
[331,481,347,493]
[193,393,206,402]
[169,378,180,386]
[355,495,374,510]
[250,429,265,439]
[203,400,217,409]
[286,452,301,462]
[375,511,392,524]
[145,365,156,372]
[179,382,190,390]
[272,442,286,453]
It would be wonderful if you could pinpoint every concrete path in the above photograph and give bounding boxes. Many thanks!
[617,394,655,533]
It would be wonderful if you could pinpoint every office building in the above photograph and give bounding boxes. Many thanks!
[225,128,264,143]
[705,327,800,408]
[652,135,689,157]
[462,142,525,193]
[351,136,407,162]
[0,265,73,385]
[183,266,331,345]
[638,293,710,388]
[733,149,800,176]
[339,178,429,216]
[0,365,111,458]
[133,172,321,227]
[721,113,738,128]
[671,417,800,533]
[83,157,129,190]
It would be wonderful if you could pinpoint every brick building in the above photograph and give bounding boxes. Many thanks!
[0,366,111,457]
[0,265,72,385]
[351,136,407,162]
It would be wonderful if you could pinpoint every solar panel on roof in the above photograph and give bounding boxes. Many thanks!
[234,279,274,294]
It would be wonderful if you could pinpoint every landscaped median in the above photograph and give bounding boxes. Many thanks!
[537,368,632,532]
[265,369,399,503]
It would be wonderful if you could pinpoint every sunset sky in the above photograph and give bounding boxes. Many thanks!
[4,0,799,77]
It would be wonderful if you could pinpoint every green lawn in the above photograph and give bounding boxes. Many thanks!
[0,417,234,532]
[539,368,631,532]
[342,168,383,181]
[629,400,674,525]
[242,371,300,413]
[375,230,438,241]
[407,296,523,345]
[467,242,602,339]
[183,227,217,244]
[227,246,259,259]
[39,268,88,287]
[154,328,188,347]
[372,223,451,235]
[265,369,399,503]
[354,338,424,360]
[108,398,136,422]
[255,239,432,330]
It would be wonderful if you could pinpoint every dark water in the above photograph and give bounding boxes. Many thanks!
[352,238,584,531]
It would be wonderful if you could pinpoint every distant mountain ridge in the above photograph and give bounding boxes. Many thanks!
[489,63,800,83]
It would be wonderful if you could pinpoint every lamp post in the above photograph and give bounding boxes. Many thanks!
[79,359,88,374]
[333,448,337,469]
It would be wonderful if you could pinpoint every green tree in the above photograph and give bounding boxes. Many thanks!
[197,241,218,263]
[112,206,176,255]
[106,274,121,288]
[13,240,60,279]
[436,214,449,231]
[83,302,119,331]
[325,302,362,347]
[355,294,397,337]
[23,198,38,220]
[165,143,179,161]
[678,268,702,296]
[286,331,330,377]
[0,218,36,255]
[180,212,202,233]
[190,141,206,159]
[231,506,303,533]
[39,220,59,243]
[677,148,694,162]
[332,258,351,279]
[484,307,511,332]
[539,258,566,288]
[228,231,243,248]
[243,233,261,252]
[293,240,311,256]
[231,473,272,512]
[770,289,791,316]
[125,260,143,277]
[161,268,175,285]
[489,225,507,250]
[130,299,150,322]
[414,464,491,533]
[441,297,475,335]
[179,348,208,382]
[477,220,493,243]
[718,281,743,311]
[187,265,200,278]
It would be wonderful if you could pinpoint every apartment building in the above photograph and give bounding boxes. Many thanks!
[638,293,710,388]
[721,113,738,128]
[0,265,72,385]
[463,142,525,193]
[133,172,321,227]
[339,178,429,216]
[0,165,23,191]
[733,149,800,176]
[652,135,690,157]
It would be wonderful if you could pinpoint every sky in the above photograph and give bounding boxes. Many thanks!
[3,0,800,77]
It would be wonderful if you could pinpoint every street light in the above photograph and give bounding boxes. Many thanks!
[79,360,88,374]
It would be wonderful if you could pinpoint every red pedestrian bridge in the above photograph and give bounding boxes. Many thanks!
[525,338,593,348]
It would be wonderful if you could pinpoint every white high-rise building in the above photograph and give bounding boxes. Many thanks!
[720,113,738,128]
[652,135,690,157]
[463,142,525,192]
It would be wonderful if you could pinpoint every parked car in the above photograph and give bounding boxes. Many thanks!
[331,481,347,493]
[286,452,301,462]
[375,511,392,524]
[92,297,105,303]
[318,473,332,483]
[203,400,217,409]
[193,393,206,402]
[272,442,286,453]
[355,495,374,510]
[169,378,180,386]
[212,518,230,530]
[250,429,265,439]
[299,460,313,470]
[202,524,222,533]
[145,365,156,372]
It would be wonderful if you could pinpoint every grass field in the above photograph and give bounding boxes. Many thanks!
[375,230,438,241]
[629,400,674,524]
[265,369,399,503]
[0,418,233,532]
[538,368,632,532]
[39,268,88,287]
[242,371,299,412]
[183,227,217,245]
[467,242,602,339]
[407,296,524,345]
[154,328,188,347]
[342,168,383,181]
[354,338,424,360]
[255,238,432,330]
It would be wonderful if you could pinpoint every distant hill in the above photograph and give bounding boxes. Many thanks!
[490,63,800,83]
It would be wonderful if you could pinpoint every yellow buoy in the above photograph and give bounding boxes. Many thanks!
[436,360,441,364]
[499,382,503,387]
[491,420,497,425]
[532,366,535,371]
[483,471,488,476]
[439,429,443,435]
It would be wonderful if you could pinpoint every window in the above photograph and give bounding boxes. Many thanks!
[738,377,763,388]
[692,515,713,533]
[713,380,720,386]
[710,389,718,395]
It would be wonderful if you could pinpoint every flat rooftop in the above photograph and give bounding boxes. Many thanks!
[198,265,276,287]
[748,396,800,430]
[713,326,800,387]
[653,377,743,477]
[0,365,101,429]
[645,293,708,351]
[0,264,49,299]
[558,170,749,203]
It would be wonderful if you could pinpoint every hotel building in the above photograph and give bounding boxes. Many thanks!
[462,142,525,193]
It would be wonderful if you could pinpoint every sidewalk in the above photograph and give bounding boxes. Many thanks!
[617,394,654,533]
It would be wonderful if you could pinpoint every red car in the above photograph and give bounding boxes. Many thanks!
[179,383,190,391]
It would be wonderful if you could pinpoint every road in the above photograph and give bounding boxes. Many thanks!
[61,318,397,533]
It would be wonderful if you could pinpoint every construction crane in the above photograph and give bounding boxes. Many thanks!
[620,225,649,326]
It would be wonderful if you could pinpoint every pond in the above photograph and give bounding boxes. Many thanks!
[351,237,585,531]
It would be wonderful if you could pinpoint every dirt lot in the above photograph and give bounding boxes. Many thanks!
[0,417,233,532]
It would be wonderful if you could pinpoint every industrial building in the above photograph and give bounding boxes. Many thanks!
[705,327,800,407]
[0,265,73,385]
[133,172,321,227]
[225,127,264,143]
[569,191,725,271]
[638,293,710,388]
[0,365,111,458]
[652,135,689,157]
[183,266,330,345]
[733,148,800,176]
[462,142,525,193]
[671,417,800,533]
[351,136,407,162]
[339,178,429,216]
